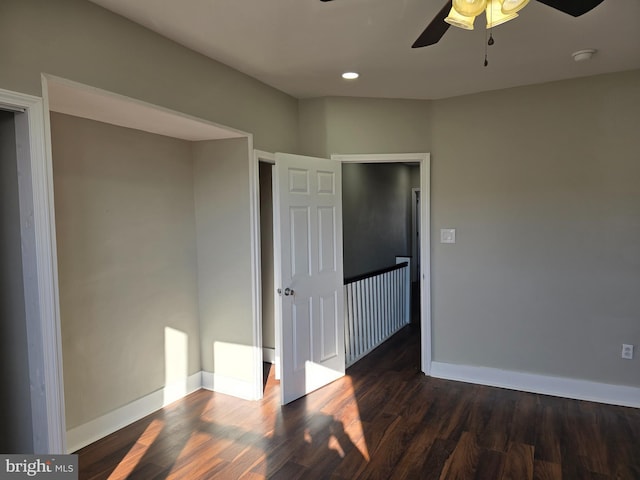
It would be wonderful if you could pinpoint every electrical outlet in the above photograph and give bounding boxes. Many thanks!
[621,344,634,360]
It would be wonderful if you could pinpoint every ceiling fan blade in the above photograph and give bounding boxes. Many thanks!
[412,1,452,48]
[535,0,604,17]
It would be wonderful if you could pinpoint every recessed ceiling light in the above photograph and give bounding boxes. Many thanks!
[342,72,359,80]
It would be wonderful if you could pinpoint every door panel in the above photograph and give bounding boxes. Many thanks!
[292,298,311,372]
[275,153,345,405]
[290,207,311,278]
[318,206,336,273]
[319,291,338,360]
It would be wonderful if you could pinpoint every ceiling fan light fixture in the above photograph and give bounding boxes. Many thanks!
[445,6,476,30]
[500,0,529,14]
[452,0,487,18]
[486,0,519,28]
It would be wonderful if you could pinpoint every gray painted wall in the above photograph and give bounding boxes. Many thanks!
[51,113,201,429]
[0,110,34,453]
[259,162,275,351]
[342,163,414,278]
[52,115,260,429]
[0,0,298,154]
[429,71,640,386]
[299,97,432,158]
[310,71,640,388]
[193,138,255,383]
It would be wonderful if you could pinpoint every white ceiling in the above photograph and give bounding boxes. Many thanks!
[89,0,640,100]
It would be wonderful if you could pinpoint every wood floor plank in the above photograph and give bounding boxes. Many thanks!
[420,437,458,480]
[75,324,640,480]
[534,405,562,464]
[501,442,534,480]
[439,431,480,480]
[474,449,504,480]
[264,461,306,480]
[533,459,562,480]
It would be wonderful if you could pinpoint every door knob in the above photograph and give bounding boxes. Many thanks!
[284,287,294,296]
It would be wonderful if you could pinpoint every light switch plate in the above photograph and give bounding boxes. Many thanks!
[440,228,456,244]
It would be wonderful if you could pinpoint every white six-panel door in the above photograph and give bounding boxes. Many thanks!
[274,153,345,405]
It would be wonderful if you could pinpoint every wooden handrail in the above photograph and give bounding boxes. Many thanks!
[344,261,408,285]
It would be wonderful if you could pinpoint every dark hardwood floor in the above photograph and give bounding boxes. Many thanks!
[77,326,640,479]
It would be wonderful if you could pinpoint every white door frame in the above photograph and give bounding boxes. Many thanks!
[0,87,67,453]
[249,151,432,397]
[331,153,432,375]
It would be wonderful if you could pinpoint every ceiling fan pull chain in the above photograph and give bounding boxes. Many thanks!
[484,26,489,67]
[484,16,494,67]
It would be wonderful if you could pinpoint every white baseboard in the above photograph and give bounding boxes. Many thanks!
[201,371,256,401]
[66,368,260,453]
[430,362,640,409]
[66,372,202,453]
[262,347,276,364]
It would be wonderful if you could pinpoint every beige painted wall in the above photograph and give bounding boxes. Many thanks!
[193,138,255,383]
[430,70,640,387]
[0,0,298,154]
[51,113,201,429]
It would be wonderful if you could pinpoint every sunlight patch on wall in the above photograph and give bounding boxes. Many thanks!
[213,341,255,381]
[164,326,189,406]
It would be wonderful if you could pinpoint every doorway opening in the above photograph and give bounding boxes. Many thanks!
[332,153,431,375]
[0,87,66,454]
[250,152,431,403]
[341,161,422,331]
[1,108,34,453]
[258,160,278,394]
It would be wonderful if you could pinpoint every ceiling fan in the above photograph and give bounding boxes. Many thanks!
[412,0,604,48]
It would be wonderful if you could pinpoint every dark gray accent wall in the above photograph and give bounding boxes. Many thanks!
[0,109,34,453]
[342,163,413,278]
[259,162,275,351]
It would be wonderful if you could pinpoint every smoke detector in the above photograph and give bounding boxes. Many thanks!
[572,49,597,62]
